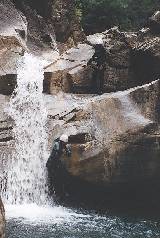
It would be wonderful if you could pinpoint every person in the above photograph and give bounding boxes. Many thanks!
[46,134,71,199]
[47,134,71,167]
[88,44,107,94]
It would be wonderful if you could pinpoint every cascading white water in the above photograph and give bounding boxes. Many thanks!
[4,53,49,205]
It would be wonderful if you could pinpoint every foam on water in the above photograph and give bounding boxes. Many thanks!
[5,204,91,224]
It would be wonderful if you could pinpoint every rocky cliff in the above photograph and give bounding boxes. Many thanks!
[46,80,160,183]
[44,79,160,208]
[0,1,160,210]
[12,0,85,51]
[43,11,160,205]
[45,23,160,94]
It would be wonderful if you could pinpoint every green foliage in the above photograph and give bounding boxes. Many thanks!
[75,0,160,34]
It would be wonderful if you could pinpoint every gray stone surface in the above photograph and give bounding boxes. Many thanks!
[0,0,27,38]
[44,25,160,95]
[44,44,95,94]
[45,80,160,186]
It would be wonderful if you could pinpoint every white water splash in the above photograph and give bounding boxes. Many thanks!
[5,204,91,224]
[4,53,49,205]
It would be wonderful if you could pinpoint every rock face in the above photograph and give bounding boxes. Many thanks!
[12,0,85,49]
[44,44,95,94]
[12,0,56,54]
[46,79,160,205]
[45,16,160,94]
[0,36,23,75]
[46,0,85,44]
[0,0,85,66]
[0,0,27,39]
[0,35,24,95]
[0,0,160,210]
[0,0,85,95]
[47,80,160,183]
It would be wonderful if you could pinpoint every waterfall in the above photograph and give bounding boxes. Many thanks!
[4,53,49,205]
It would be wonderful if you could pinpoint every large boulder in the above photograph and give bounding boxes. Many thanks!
[99,26,160,92]
[44,44,95,94]
[148,11,160,34]
[46,80,160,192]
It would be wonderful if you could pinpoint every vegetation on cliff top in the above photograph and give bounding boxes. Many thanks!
[75,0,160,34]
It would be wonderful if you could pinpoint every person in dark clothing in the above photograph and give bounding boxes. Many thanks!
[47,134,71,168]
[46,134,71,200]
[89,44,107,94]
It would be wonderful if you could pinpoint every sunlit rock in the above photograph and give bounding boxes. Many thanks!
[46,80,160,188]
[44,44,95,94]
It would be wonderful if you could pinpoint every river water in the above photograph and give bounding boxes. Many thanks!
[6,204,160,238]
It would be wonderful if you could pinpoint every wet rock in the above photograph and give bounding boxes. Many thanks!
[12,0,85,51]
[0,36,23,95]
[13,2,57,54]
[0,0,27,39]
[148,11,160,34]
[44,44,95,94]
[0,0,56,59]
[86,27,135,93]
[46,80,160,190]
[44,22,160,95]
[0,95,13,142]
[0,1,25,94]
[0,36,24,75]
